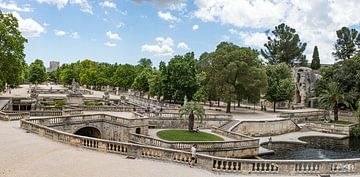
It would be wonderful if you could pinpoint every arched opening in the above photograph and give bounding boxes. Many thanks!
[135,128,141,134]
[296,90,301,103]
[75,127,101,138]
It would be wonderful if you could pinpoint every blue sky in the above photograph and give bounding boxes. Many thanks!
[1,0,360,67]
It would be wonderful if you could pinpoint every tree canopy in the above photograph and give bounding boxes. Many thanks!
[261,23,307,66]
[29,59,47,84]
[333,27,360,61]
[0,11,27,90]
[310,46,321,70]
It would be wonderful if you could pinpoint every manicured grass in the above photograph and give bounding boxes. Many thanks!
[329,120,353,125]
[156,129,224,141]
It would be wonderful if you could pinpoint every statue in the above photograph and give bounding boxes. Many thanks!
[71,79,80,94]
[183,95,188,105]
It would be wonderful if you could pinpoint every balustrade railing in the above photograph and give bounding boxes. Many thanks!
[20,119,360,174]
[0,111,30,121]
[144,112,232,120]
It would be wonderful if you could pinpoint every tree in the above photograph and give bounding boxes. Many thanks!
[138,58,152,68]
[333,27,360,61]
[179,101,205,131]
[319,82,351,121]
[29,59,47,84]
[0,11,28,90]
[112,64,137,90]
[265,63,295,112]
[200,42,267,113]
[261,23,307,66]
[160,52,198,102]
[132,68,152,93]
[310,46,321,70]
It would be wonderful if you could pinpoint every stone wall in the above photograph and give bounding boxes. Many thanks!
[148,118,230,129]
[306,122,358,136]
[232,119,300,136]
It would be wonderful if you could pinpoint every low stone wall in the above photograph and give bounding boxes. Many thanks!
[20,119,360,175]
[75,106,143,112]
[232,119,300,137]
[278,111,327,124]
[211,127,256,141]
[128,133,259,158]
[306,122,358,136]
[0,111,30,121]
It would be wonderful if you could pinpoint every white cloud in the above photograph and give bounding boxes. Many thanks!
[141,37,174,56]
[36,0,92,14]
[193,0,360,64]
[11,12,45,38]
[177,42,190,50]
[131,0,186,9]
[116,22,125,28]
[0,1,33,12]
[158,11,179,22]
[238,32,268,48]
[70,32,80,39]
[106,31,121,40]
[104,42,116,47]
[43,22,50,26]
[99,1,116,8]
[192,24,199,31]
[169,24,175,28]
[54,29,66,36]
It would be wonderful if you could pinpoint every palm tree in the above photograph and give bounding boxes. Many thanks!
[179,101,205,131]
[319,82,350,121]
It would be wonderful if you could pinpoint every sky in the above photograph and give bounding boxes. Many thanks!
[1,0,360,67]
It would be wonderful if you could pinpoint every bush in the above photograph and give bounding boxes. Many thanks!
[351,126,360,137]
[55,100,66,107]
[84,101,96,106]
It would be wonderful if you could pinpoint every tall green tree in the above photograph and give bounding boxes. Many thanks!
[29,59,47,84]
[333,27,360,61]
[137,58,152,68]
[132,68,152,93]
[200,42,267,113]
[0,11,28,90]
[160,52,198,102]
[319,82,351,121]
[112,64,137,90]
[265,63,295,112]
[261,23,307,66]
[310,46,321,70]
[179,101,205,131]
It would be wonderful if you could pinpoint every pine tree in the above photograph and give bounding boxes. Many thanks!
[310,46,321,70]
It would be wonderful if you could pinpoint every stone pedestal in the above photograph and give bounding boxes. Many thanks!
[67,94,84,105]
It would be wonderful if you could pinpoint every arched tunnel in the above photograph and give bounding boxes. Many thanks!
[74,127,101,139]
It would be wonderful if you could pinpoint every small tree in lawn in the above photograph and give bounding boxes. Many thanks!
[319,82,351,121]
[179,101,205,131]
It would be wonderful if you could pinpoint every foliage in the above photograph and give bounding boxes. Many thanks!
[0,11,28,90]
[261,23,307,66]
[333,27,360,61]
[132,68,152,92]
[54,100,66,107]
[137,58,152,68]
[310,46,321,70]
[179,101,205,131]
[319,82,351,121]
[264,63,295,112]
[84,101,97,106]
[112,64,137,90]
[200,42,267,112]
[29,59,47,84]
[156,129,224,141]
[328,120,353,125]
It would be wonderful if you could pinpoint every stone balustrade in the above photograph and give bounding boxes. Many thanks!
[211,127,256,141]
[75,106,142,112]
[306,122,358,135]
[20,119,360,174]
[127,95,180,109]
[145,112,232,120]
[0,111,30,121]
[28,113,148,128]
[128,133,258,151]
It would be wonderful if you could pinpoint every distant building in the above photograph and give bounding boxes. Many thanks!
[47,61,60,72]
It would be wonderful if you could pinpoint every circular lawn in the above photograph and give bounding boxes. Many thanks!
[156,129,224,141]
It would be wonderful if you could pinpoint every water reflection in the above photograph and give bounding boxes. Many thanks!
[261,136,360,160]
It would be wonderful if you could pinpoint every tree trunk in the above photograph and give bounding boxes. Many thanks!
[188,111,195,131]
[217,99,220,107]
[333,105,339,121]
[237,100,240,107]
[226,102,231,113]
[273,101,276,112]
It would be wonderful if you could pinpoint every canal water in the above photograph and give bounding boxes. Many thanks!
[261,136,360,160]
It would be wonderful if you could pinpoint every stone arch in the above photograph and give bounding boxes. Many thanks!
[74,126,101,138]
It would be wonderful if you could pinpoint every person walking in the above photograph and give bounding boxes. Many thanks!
[189,144,197,167]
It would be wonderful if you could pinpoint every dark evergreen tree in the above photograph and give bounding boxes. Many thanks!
[333,27,360,61]
[261,23,307,66]
[310,46,321,70]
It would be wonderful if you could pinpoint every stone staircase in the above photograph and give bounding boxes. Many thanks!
[219,120,240,131]
[0,99,9,111]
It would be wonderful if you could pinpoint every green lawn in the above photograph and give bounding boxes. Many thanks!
[329,120,353,125]
[156,129,224,141]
